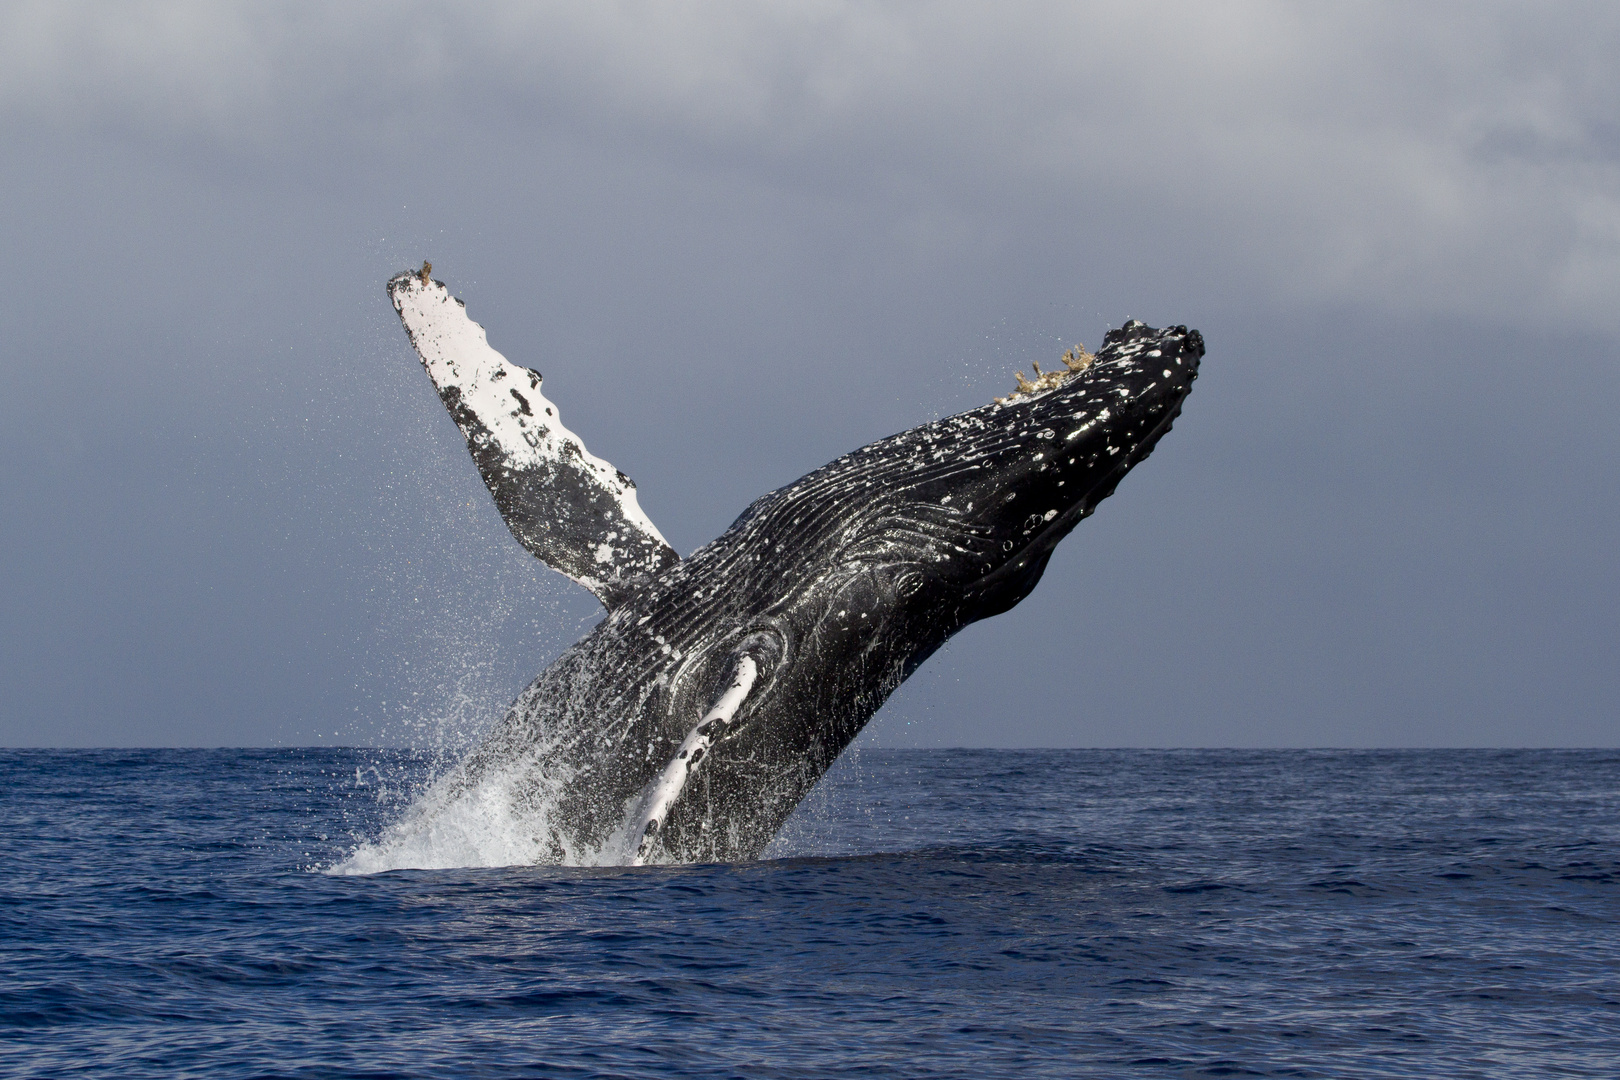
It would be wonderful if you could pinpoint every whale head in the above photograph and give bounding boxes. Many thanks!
[722,319,1203,631]
[926,318,1204,618]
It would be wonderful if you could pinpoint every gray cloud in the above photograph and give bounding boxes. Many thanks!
[7,2,1618,331]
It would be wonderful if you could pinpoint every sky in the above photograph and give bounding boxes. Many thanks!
[2,2,1616,748]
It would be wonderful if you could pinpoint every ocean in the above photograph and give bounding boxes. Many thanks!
[2,748,1616,1078]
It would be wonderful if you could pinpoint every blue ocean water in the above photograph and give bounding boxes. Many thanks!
[2,749,1616,1078]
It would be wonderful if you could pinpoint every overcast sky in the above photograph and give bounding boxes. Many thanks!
[2,2,1616,748]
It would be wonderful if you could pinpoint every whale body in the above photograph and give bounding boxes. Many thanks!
[365,268,1203,867]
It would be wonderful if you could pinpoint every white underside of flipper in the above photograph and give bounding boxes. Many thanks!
[388,269,677,604]
[624,656,760,866]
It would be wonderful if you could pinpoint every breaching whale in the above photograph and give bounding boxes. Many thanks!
[368,265,1203,868]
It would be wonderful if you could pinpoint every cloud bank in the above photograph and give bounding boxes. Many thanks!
[7,1,1619,332]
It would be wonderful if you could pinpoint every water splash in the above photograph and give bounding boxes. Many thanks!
[329,727,650,873]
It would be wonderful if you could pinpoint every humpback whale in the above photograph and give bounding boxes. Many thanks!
[366,266,1203,868]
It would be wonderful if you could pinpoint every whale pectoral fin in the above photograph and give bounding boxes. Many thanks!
[625,655,762,866]
[387,269,679,607]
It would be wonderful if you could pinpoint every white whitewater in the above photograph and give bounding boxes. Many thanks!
[331,749,629,874]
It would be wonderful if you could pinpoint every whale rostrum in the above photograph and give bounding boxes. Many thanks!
[377,266,1204,866]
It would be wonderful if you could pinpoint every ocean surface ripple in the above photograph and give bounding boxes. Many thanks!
[2,748,1616,1078]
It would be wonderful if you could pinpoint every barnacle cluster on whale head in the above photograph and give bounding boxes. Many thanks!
[994,343,1094,404]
